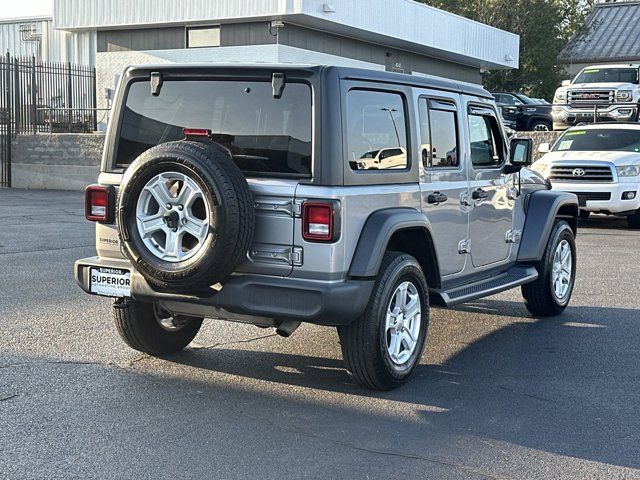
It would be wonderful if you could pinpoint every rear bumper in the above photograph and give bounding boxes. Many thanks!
[550,182,640,214]
[74,257,373,326]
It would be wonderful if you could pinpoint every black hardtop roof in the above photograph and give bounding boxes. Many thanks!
[125,63,491,99]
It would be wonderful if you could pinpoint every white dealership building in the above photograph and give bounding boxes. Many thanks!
[1,0,519,110]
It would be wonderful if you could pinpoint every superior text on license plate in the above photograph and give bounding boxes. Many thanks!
[90,267,131,298]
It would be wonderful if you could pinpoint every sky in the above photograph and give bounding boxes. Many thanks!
[0,0,53,20]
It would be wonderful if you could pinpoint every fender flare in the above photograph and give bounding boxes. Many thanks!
[348,208,439,280]
[517,190,578,263]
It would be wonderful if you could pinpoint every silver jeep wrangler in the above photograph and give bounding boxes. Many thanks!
[75,65,579,390]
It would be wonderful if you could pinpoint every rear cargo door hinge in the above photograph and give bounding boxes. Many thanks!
[254,200,302,218]
[250,245,303,266]
[458,239,471,255]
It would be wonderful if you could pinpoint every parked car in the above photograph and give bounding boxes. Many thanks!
[552,64,640,130]
[75,65,578,390]
[532,123,640,228]
[492,92,553,131]
[354,147,407,170]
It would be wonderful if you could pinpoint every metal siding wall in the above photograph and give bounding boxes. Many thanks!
[0,19,94,66]
[279,25,481,84]
[220,22,275,47]
[97,28,185,52]
[54,0,285,29]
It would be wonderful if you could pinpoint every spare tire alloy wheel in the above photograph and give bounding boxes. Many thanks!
[118,141,255,292]
[136,171,210,263]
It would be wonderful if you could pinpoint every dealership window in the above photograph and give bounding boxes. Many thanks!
[346,90,408,171]
[187,26,221,48]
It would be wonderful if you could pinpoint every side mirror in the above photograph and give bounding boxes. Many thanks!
[538,143,551,154]
[509,138,533,167]
[561,80,571,87]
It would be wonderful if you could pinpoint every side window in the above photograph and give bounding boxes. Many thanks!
[419,98,459,169]
[468,113,504,168]
[347,90,408,171]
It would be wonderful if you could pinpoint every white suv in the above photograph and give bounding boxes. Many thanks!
[533,124,640,228]
[553,64,640,130]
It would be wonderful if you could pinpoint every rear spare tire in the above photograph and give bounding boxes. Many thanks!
[117,141,254,292]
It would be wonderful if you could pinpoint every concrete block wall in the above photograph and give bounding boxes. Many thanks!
[11,134,105,191]
[518,131,563,161]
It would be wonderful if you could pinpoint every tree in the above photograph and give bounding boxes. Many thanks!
[419,0,596,99]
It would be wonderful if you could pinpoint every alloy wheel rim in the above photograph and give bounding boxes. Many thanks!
[534,123,550,131]
[154,305,192,332]
[135,171,211,263]
[385,281,421,366]
[552,239,572,301]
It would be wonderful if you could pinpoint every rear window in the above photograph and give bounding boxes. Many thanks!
[115,79,313,176]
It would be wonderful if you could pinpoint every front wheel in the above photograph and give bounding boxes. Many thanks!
[113,300,203,355]
[521,221,576,317]
[628,210,640,229]
[338,252,429,390]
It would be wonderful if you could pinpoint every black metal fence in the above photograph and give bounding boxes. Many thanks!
[0,54,97,187]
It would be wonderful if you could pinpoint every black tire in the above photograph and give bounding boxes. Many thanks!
[628,210,640,229]
[578,210,590,220]
[338,252,429,390]
[521,220,576,317]
[529,119,552,132]
[117,141,254,292]
[113,300,203,355]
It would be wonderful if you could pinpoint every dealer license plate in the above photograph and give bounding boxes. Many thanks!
[90,267,131,298]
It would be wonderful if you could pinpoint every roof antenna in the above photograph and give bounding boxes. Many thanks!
[150,72,163,96]
[272,72,286,99]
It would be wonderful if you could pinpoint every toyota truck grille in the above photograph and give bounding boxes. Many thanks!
[568,90,614,107]
[549,165,614,183]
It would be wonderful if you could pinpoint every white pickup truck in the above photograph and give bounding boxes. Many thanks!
[552,64,640,130]
[532,124,640,228]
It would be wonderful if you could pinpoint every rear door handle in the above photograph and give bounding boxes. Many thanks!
[472,188,489,200]
[427,192,448,205]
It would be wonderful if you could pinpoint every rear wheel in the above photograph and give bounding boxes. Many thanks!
[521,221,576,317]
[628,210,640,229]
[338,252,429,390]
[113,300,203,355]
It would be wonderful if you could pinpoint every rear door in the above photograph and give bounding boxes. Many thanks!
[417,94,469,277]
[465,102,515,269]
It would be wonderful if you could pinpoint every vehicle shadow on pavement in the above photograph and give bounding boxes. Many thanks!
[164,299,640,470]
[577,215,630,230]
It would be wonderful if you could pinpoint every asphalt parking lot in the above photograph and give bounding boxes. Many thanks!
[1,189,639,480]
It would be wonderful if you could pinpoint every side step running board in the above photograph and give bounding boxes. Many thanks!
[432,265,538,307]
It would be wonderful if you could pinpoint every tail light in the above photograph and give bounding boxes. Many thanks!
[302,201,336,242]
[85,185,114,223]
